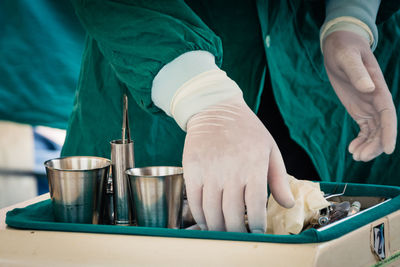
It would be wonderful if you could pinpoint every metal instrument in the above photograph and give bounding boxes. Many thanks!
[324,183,348,200]
[110,94,135,225]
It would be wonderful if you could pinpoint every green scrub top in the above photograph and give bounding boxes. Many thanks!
[63,0,400,186]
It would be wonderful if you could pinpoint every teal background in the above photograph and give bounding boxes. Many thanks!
[0,0,85,129]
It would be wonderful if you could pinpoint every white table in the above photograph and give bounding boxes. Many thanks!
[0,195,399,266]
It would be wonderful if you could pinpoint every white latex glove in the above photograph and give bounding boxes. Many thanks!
[183,94,295,233]
[323,31,397,161]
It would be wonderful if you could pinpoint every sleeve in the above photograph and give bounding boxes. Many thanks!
[70,0,223,112]
[321,0,380,50]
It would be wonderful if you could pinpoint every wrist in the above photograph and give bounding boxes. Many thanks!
[172,69,242,131]
[322,0,380,51]
[151,50,243,131]
[151,50,219,117]
[320,17,373,53]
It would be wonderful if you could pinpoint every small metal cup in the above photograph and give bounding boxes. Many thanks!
[44,156,111,224]
[126,166,184,229]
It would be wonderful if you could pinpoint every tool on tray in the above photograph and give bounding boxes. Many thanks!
[110,94,135,225]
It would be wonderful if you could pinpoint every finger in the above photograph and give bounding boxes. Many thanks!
[245,171,268,234]
[352,135,370,161]
[203,181,225,231]
[222,181,247,232]
[362,51,398,154]
[380,108,397,154]
[358,135,384,162]
[267,145,294,208]
[363,48,386,92]
[349,119,371,155]
[182,162,207,230]
[352,123,379,161]
[352,117,376,160]
[339,51,375,93]
[348,134,367,154]
[366,69,397,154]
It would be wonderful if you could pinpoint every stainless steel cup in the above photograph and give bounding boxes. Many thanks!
[111,140,134,225]
[44,156,111,224]
[126,166,184,228]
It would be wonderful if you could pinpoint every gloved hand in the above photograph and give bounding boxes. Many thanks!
[323,31,397,161]
[182,94,295,233]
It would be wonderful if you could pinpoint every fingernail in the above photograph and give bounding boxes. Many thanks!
[252,229,264,234]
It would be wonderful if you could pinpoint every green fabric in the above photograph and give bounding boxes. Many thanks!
[256,0,400,185]
[185,0,267,112]
[63,0,400,185]
[6,182,400,243]
[377,1,400,23]
[62,0,223,166]
[0,0,85,129]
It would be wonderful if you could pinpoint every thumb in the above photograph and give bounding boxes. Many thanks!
[340,51,375,93]
[267,144,295,208]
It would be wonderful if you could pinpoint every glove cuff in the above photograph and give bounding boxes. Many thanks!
[320,16,374,53]
[151,50,219,117]
[321,0,380,51]
[171,69,242,131]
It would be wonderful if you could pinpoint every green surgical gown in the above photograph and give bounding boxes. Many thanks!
[63,0,400,186]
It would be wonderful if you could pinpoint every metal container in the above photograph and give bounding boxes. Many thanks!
[44,156,111,224]
[102,176,115,225]
[110,139,134,225]
[126,166,184,229]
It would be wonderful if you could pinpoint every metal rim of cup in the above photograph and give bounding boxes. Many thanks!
[44,156,111,172]
[110,139,134,145]
[125,166,183,178]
